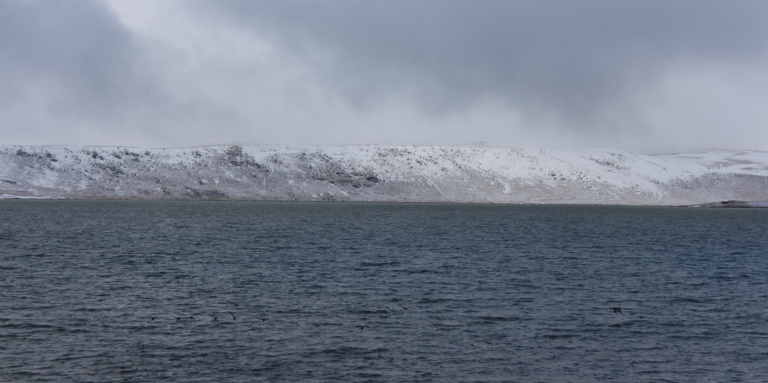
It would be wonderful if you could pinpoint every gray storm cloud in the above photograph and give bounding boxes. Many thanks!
[0,1,149,140]
[1,0,766,151]
[203,0,768,116]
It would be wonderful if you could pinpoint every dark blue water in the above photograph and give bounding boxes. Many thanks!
[1,201,767,382]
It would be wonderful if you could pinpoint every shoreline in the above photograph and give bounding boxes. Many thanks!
[1,193,766,208]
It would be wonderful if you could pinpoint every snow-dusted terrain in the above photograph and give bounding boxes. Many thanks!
[1,145,767,205]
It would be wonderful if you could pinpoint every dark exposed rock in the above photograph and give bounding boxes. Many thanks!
[225,145,261,168]
[687,200,768,208]
[185,188,228,199]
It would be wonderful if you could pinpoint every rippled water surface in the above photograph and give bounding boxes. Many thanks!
[1,201,767,382]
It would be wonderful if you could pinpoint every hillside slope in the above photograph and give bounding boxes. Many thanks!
[2,145,767,205]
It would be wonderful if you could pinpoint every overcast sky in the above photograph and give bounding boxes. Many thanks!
[1,0,766,152]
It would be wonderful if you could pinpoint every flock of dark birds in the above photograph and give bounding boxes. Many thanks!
[148,312,266,323]
[148,306,626,329]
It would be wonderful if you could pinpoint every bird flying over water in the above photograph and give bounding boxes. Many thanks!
[356,325,370,330]
[611,307,623,314]
[368,309,388,314]
[229,312,237,320]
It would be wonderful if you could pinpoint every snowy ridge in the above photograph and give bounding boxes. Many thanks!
[1,145,767,205]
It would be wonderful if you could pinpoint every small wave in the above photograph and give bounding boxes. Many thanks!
[417,298,446,304]
[478,316,521,322]
[540,334,579,339]
[658,322,686,327]
[311,322,344,327]
[359,262,400,267]
[670,298,703,303]
[1,322,63,330]
[316,346,381,355]
[394,269,439,274]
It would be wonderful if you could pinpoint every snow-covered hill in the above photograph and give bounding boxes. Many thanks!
[1,145,767,205]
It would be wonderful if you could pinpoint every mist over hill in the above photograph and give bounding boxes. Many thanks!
[1,145,767,205]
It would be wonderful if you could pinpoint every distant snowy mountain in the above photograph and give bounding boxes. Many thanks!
[1,145,767,205]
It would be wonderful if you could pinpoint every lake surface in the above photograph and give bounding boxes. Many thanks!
[1,201,767,382]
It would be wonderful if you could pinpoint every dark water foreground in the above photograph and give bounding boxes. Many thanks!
[1,201,767,382]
